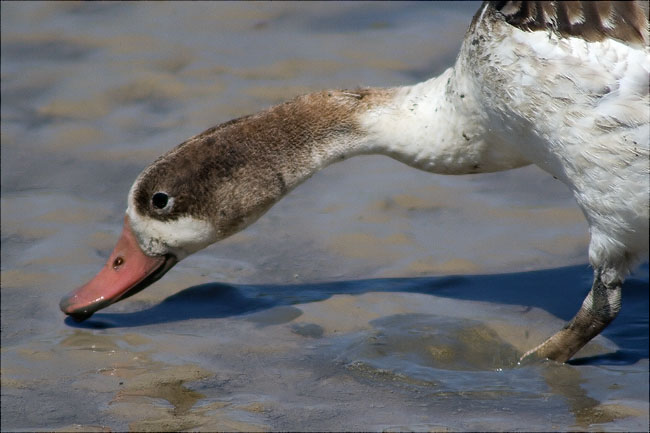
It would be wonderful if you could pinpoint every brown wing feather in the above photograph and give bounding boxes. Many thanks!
[489,1,649,47]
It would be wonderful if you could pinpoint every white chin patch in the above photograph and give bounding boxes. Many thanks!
[126,206,217,260]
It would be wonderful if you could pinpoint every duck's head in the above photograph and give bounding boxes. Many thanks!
[59,90,377,321]
[59,163,214,321]
[59,120,285,321]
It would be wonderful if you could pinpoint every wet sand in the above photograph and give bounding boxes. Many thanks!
[2,2,648,431]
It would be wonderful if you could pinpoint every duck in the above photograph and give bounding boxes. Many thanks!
[60,1,649,363]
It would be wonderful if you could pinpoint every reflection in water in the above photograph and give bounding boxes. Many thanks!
[351,315,520,372]
[543,364,612,428]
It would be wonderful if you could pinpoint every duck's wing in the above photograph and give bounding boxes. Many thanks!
[488,1,649,47]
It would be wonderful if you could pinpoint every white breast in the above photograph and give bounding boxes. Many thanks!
[473,23,650,273]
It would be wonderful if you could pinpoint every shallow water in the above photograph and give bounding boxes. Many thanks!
[1,2,648,431]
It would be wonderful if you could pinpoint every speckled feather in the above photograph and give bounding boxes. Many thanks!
[492,1,649,47]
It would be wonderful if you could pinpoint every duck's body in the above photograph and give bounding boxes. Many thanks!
[61,1,649,363]
[470,3,649,274]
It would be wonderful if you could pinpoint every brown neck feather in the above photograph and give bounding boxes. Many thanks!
[133,88,395,238]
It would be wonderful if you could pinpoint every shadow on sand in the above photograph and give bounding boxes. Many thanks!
[65,263,648,365]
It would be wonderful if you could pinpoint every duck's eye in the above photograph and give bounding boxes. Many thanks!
[152,192,169,209]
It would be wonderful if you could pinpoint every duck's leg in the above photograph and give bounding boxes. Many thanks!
[520,268,622,363]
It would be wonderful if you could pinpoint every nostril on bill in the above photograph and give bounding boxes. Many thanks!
[113,256,124,269]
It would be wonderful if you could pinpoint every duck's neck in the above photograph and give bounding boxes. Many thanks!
[354,68,494,175]
[260,66,524,185]
[160,67,527,237]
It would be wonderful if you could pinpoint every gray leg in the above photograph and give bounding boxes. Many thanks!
[520,268,622,363]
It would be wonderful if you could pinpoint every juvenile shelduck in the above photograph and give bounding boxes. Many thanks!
[61,1,649,363]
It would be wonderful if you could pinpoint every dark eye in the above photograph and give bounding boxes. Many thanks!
[152,192,169,209]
